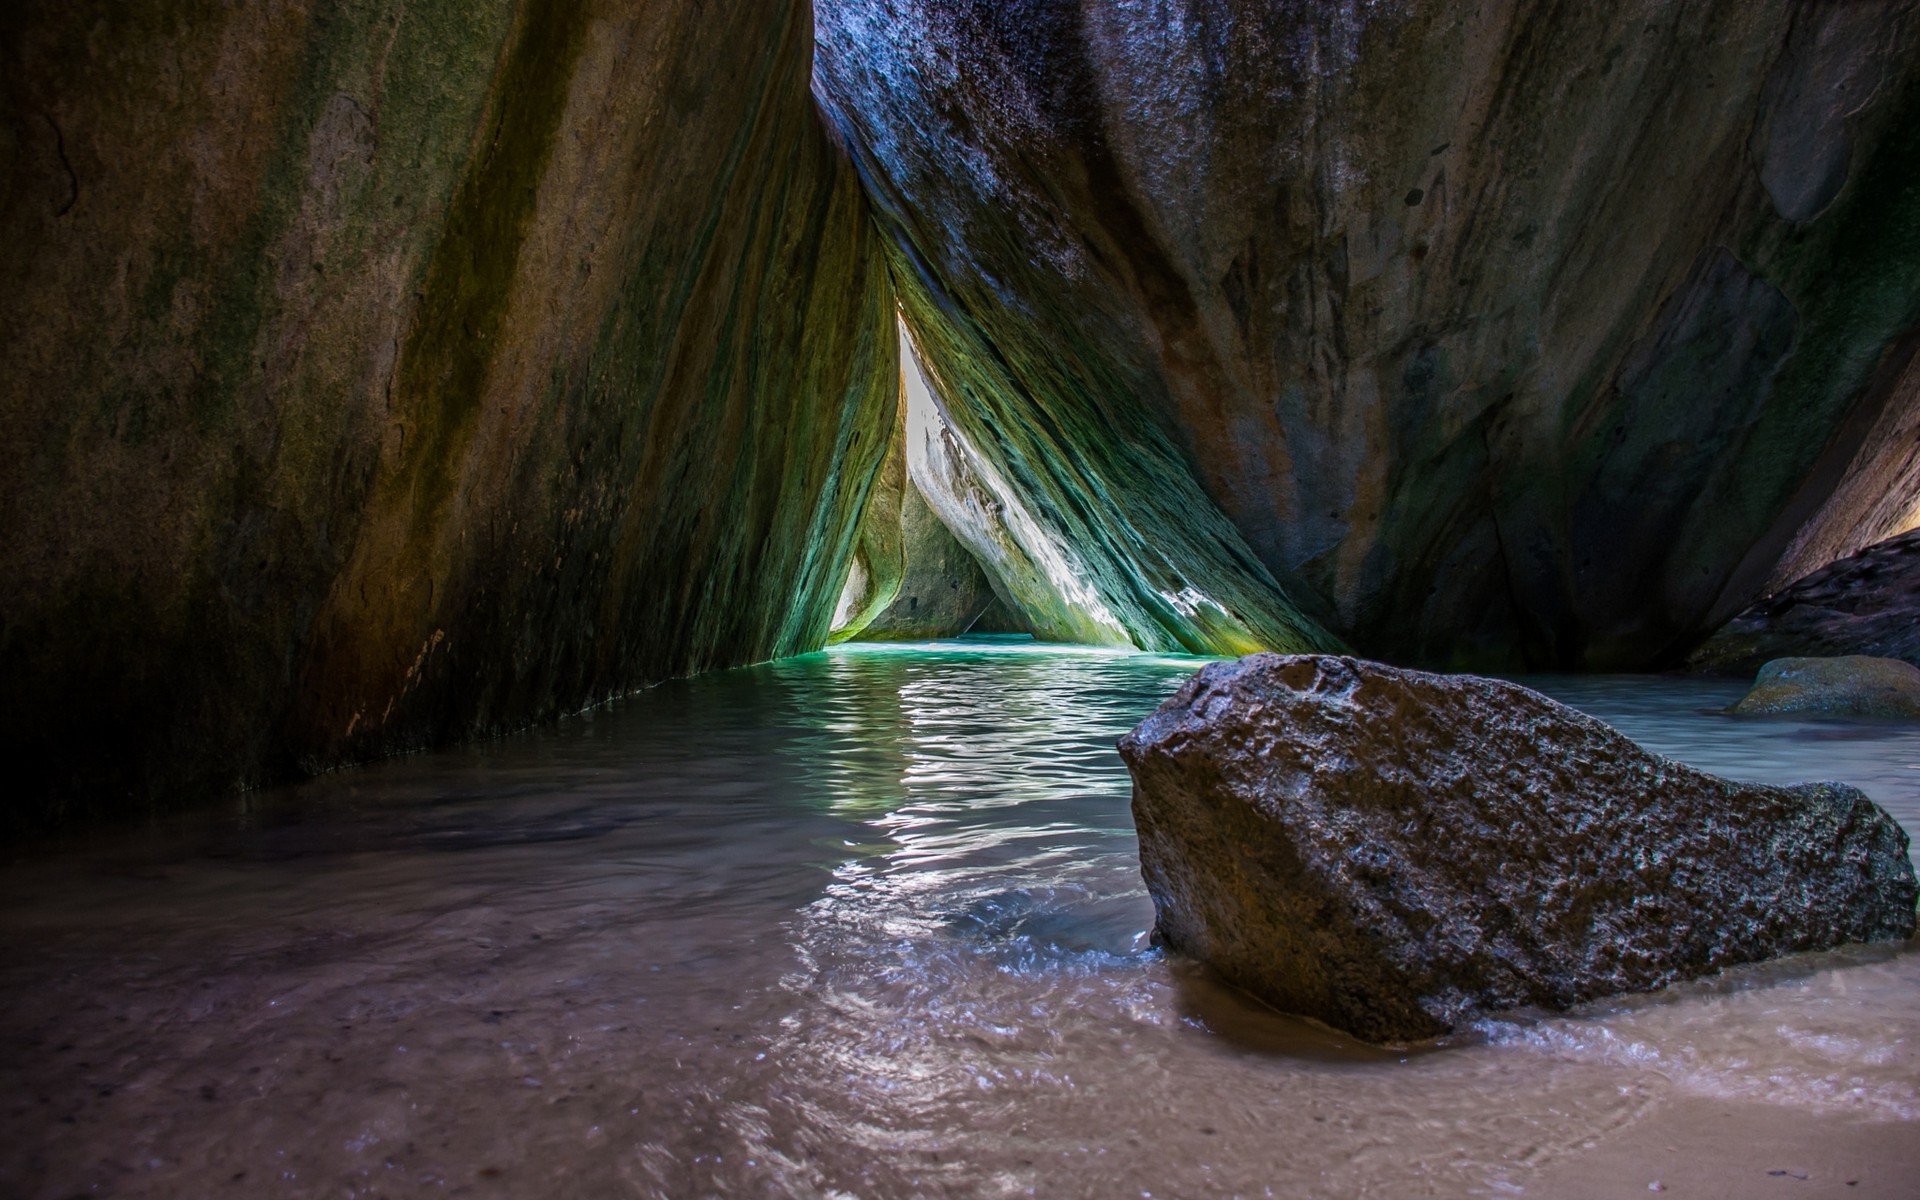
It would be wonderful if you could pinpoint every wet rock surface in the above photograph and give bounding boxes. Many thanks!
[1119,654,1918,1043]
[898,334,1147,646]
[858,486,996,640]
[830,388,913,642]
[815,0,1920,669]
[1690,529,1920,676]
[0,0,896,826]
[1731,656,1920,719]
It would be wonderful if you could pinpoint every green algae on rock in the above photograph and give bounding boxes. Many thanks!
[1730,656,1920,719]
[0,0,896,827]
[829,379,913,644]
[897,319,1333,654]
[813,0,1920,670]
[856,486,997,640]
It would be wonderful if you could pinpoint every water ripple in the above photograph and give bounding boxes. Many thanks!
[1,641,1915,1198]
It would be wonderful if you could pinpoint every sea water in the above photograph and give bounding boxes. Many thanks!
[2,639,1915,1197]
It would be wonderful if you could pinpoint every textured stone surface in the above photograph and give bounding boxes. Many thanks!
[1119,654,1918,1043]
[901,332,1148,646]
[1730,656,1920,719]
[0,0,896,827]
[830,327,1004,644]
[857,485,996,640]
[829,385,912,642]
[1689,528,1920,675]
[815,0,1920,669]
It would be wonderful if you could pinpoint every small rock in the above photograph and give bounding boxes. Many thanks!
[1730,656,1920,719]
[1118,654,1917,1043]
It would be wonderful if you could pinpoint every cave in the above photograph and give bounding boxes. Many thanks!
[3,0,1918,1194]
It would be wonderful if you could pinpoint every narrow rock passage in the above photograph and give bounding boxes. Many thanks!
[812,0,1920,669]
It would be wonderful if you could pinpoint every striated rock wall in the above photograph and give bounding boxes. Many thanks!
[828,335,1006,644]
[0,0,896,827]
[855,485,997,640]
[901,328,1143,646]
[829,374,912,643]
[814,0,1920,669]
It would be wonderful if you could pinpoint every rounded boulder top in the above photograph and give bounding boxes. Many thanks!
[1731,656,1920,719]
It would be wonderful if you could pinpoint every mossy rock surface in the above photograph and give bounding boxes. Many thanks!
[0,0,896,828]
[857,485,996,640]
[1731,656,1920,719]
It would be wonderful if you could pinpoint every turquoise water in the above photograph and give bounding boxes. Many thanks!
[2,639,1916,1198]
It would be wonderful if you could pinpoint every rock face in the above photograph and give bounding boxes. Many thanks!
[829,329,1002,644]
[0,0,896,827]
[814,0,1920,669]
[830,383,913,642]
[857,486,996,640]
[1731,656,1920,719]
[1119,654,1918,1043]
[1689,528,1920,675]
[900,331,1162,647]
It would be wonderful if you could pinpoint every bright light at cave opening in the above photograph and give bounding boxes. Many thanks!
[834,316,1177,648]
[897,319,1132,644]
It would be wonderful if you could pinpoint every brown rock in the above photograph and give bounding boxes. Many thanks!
[1119,654,1918,1043]
[1689,529,1920,676]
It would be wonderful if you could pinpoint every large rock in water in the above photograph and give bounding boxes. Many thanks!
[1731,656,1920,719]
[0,0,896,827]
[1689,528,1920,676]
[814,0,1920,668]
[1118,654,1918,1043]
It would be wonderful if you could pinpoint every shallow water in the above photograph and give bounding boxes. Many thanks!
[2,640,1916,1198]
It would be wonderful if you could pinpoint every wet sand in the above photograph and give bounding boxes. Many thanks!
[1534,1096,1919,1199]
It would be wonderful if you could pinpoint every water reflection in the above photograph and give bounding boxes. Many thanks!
[1,642,1915,1198]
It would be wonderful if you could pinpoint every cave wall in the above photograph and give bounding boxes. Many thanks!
[829,366,911,642]
[854,485,997,640]
[829,339,1003,645]
[0,0,896,827]
[1688,527,1920,676]
[899,328,1157,647]
[813,0,1920,669]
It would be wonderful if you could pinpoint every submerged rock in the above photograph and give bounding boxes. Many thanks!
[815,0,1920,669]
[1118,654,1917,1043]
[1731,656,1920,719]
[1689,529,1920,676]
